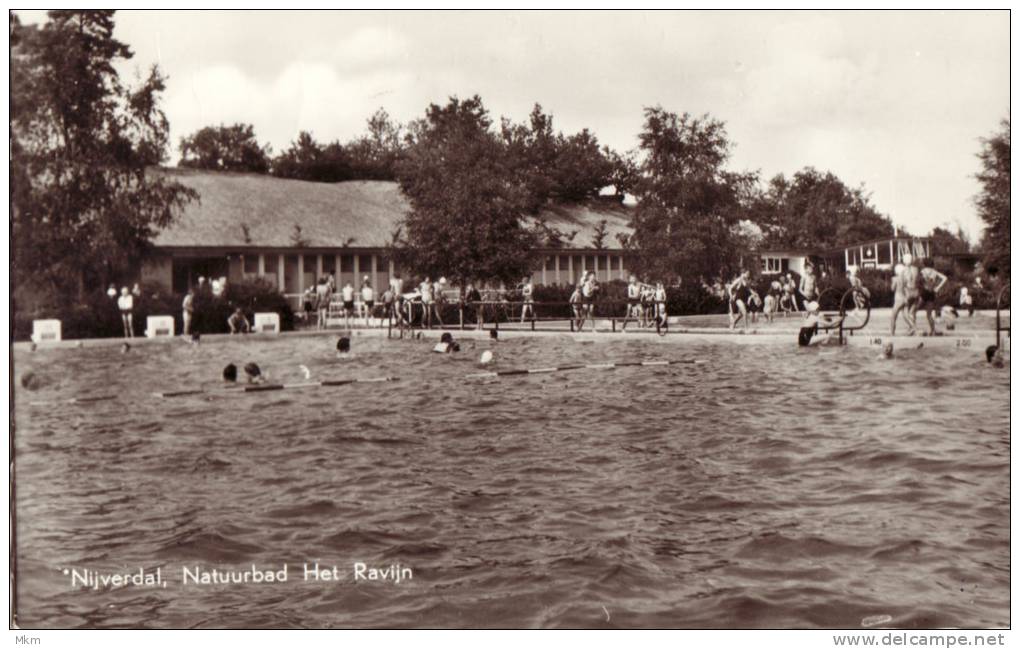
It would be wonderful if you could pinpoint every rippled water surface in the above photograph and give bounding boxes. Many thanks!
[12,334,1010,628]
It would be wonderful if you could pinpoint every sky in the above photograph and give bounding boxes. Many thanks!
[15,9,1010,242]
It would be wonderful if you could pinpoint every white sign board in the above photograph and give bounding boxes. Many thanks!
[145,315,175,338]
[31,319,61,343]
[254,312,280,333]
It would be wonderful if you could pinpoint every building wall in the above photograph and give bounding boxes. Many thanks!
[140,254,173,293]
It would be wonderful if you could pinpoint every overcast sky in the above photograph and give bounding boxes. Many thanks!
[16,9,1009,242]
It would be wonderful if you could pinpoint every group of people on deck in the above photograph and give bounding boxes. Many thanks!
[890,253,950,336]
[725,264,822,331]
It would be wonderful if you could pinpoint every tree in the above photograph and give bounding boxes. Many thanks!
[975,118,1009,275]
[751,168,895,251]
[627,108,756,283]
[344,108,405,180]
[929,225,971,255]
[179,123,271,173]
[11,10,196,299]
[271,131,352,182]
[500,104,631,212]
[393,96,539,287]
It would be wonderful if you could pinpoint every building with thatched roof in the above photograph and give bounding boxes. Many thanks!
[142,168,635,305]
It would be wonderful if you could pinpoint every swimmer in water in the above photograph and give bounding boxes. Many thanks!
[243,362,264,384]
[223,363,238,382]
[336,336,351,358]
[797,301,840,346]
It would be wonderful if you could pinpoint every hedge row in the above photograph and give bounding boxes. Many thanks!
[12,279,295,341]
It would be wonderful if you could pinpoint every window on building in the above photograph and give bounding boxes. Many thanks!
[243,255,259,275]
[321,254,336,274]
[358,255,373,276]
[762,257,782,273]
[263,254,278,274]
[340,254,354,273]
[303,254,318,272]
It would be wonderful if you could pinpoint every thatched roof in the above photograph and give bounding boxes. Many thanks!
[152,167,632,250]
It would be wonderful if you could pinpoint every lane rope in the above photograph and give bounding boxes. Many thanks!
[35,359,702,403]
[464,358,704,379]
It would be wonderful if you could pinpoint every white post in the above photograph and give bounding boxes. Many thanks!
[541,256,547,285]
[555,255,561,285]
[353,254,360,284]
[297,254,305,296]
[277,255,284,292]
[845,248,849,270]
[568,255,573,284]
[316,254,323,280]
[258,253,265,276]
[372,254,378,288]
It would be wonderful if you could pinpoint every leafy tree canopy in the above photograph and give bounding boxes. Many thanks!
[975,118,1009,275]
[179,122,272,173]
[626,107,757,284]
[393,95,539,287]
[11,10,196,299]
[749,168,895,252]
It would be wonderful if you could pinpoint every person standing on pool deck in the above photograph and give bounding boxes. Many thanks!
[419,277,434,328]
[519,276,535,323]
[847,267,870,311]
[361,276,375,326]
[917,258,948,335]
[340,281,355,329]
[581,271,599,332]
[799,263,818,310]
[117,287,134,338]
[182,289,195,336]
[569,282,584,329]
[315,277,332,330]
[786,273,800,312]
[727,270,751,330]
[653,282,668,329]
[890,254,920,336]
[959,286,974,317]
[228,308,251,334]
[622,275,645,331]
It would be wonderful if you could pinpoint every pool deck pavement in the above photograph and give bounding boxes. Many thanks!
[14,309,1009,355]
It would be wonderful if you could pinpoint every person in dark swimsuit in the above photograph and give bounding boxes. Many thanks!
[728,270,751,330]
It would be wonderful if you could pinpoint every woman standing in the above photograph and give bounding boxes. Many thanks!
[117,287,134,338]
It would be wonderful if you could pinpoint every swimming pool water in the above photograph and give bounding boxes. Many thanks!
[12,334,1010,628]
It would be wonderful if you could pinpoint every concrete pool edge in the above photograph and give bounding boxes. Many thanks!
[12,323,1008,354]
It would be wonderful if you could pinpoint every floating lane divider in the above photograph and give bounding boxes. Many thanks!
[29,394,118,406]
[465,358,704,379]
[245,376,399,392]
